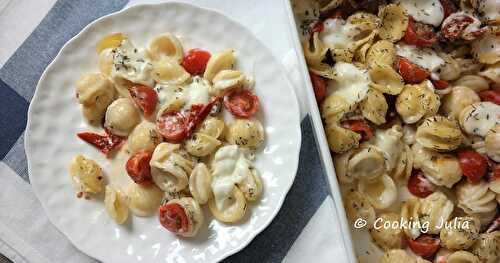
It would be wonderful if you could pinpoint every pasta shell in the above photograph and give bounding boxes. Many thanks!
[361,88,388,125]
[412,142,462,188]
[470,232,500,263]
[369,63,404,95]
[238,167,263,201]
[380,250,416,263]
[472,29,500,64]
[479,62,500,84]
[212,70,246,94]
[303,32,328,69]
[440,217,480,250]
[98,48,114,76]
[198,117,225,139]
[334,150,356,184]
[369,212,404,250]
[485,125,500,162]
[325,123,361,154]
[69,155,104,194]
[344,190,376,226]
[446,251,481,263]
[354,42,372,63]
[128,121,162,154]
[75,73,115,106]
[184,133,221,157]
[225,119,265,149]
[371,124,404,172]
[456,180,497,214]
[319,0,342,12]
[104,186,129,224]
[378,4,409,42]
[148,33,184,63]
[418,192,454,234]
[347,145,386,182]
[358,173,397,210]
[459,102,500,137]
[189,163,212,205]
[441,86,481,120]
[401,198,422,240]
[150,143,194,192]
[151,58,190,85]
[111,76,135,99]
[96,32,125,54]
[203,50,235,82]
[438,52,462,81]
[126,183,163,217]
[415,116,463,152]
[366,40,396,67]
[104,98,141,136]
[391,144,413,183]
[208,187,247,223]
[166,197,204,237]
[396,81,440,124]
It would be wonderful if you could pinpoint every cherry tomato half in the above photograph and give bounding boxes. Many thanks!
[431,79,449,90]
[224,89,260,118]
[396,57,430,84]
[403,17,438,47]
[129,85,158,117]
[126,150,153,185]
[478,89,500,105]
[441,13,486,41]
[408,170,436,198]
[408,235,441,259]
[156,110,188,143]
[159,203,189,234]
[181,48,211,75]
[77,129,124,155]
[340,120,373,141]
[458,149,488,184]
[309,71,327,103]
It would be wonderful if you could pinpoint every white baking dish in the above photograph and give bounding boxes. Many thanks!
[283,1,358,262]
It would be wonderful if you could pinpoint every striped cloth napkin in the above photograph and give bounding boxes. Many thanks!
[0,0,348,262]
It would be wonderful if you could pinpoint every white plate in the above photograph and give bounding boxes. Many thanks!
[25,2,301,263]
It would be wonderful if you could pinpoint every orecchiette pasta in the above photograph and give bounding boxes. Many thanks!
[485,125,500,162]
[151,58,190,84]
[303,32,329,71]
[128,121,162,153]
[344,190,376,226]
[472,29,500,64]
[184,132,221,157]
[361,88,388,125]
[110,39,155,87]
[459,102,500,137]
[377,4,409,42]
[453,75,490,93]
[237,167,263,201]
[98,48,114,76]
[401,198,422,239]
[441,86,481,120]
[470,232,500,263]
[164,197,204,237]
[455,180,497,215]
[479,62,500,84]
[225,119,264,149]
[438,52,463,81]
[69,155,104,195]
[150,143,194,192]
[371,125,405,173]
[369,212,404,250]
[379,249,417,263]
[418,191,454,234]
[358,173,397,210]
[369,63,404,95]
[197,116,225,139]
[322,95,361,153]
[208,187,247,223]
[96,32,125,54]
[396,81,440,124]
[446,251,481,263]
[347,145,386,181]
[147,33,184,63]
[412,142,462,188]
[203,50,235,82]
[104,186,129,224]
[126,183,163,217]
[75,73,116,125]
[366,40,396,67]
[104,98,141,136]
[440,217,480,250]
[415,116,463,152]
[212,70,246,95]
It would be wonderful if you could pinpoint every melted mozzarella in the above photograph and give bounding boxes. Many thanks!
[328,62,370,105]
[396,0,444,26]
[396,44,445,72]
[460,102,500,137]
[111,39,154,87]
[319,18,358,50]
[183,77,210,108]
[211,145,252,210]
[372,127,404,172]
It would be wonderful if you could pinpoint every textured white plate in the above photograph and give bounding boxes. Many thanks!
[25,3,301,263]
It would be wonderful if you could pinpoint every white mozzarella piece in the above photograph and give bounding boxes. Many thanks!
[328,62,370,105]
[211,145,252,211]
[396,0,444,27]
[111,39,154,87]
[396,44,445,72]
[183,77,210,108]
[319,18,358,50]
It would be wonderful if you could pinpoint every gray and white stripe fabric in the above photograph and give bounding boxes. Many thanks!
[0,0,346,262]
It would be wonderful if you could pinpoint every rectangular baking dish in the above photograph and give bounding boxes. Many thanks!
[283,1,358,262]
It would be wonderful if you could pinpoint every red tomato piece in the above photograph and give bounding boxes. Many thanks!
[340,120,373,141]
[458,150,488,184]
[441,13,486,41]
[125,150,153,185]
[439,0,456,19]
[408,170,436,198]
[431,79,449,90]
[77,129,124,155]
[396,57,430,84]
[486,215,500,233]
[224,89,260,118]
[159,203,189,234]
[309,71,327,103]
[185,97,221,137]
[181,48,211,75]
[403,17,438,47]
[478,89,500,105]
[156,110,188,143]
[311,21,324,34]
[129,85,158,117]
[408,235,441,259]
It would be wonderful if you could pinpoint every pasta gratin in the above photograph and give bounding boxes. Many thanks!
[71,32,265,237]
[293,0,499,262]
